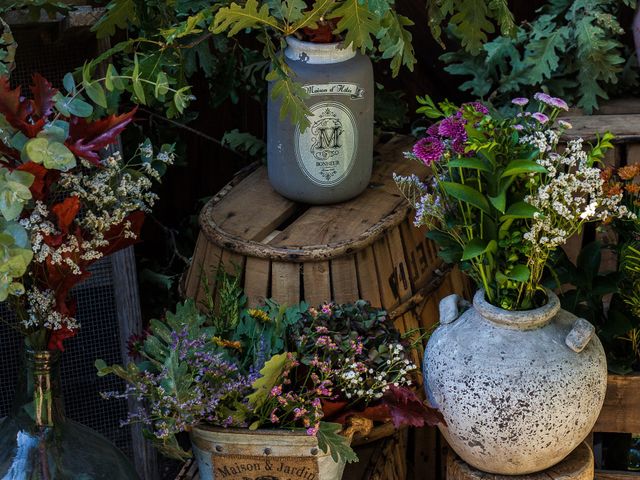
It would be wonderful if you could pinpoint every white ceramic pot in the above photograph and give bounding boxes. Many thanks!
[190,426,346,480]
[424,290,607,474]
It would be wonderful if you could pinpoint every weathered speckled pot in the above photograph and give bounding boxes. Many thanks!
[424,290,607,474]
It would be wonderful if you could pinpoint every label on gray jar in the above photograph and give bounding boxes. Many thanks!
[302,83,365,99]
[294,101,358,187]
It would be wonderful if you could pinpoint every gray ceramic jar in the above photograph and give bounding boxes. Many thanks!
[267,37,374,204]
[424,290,607,474]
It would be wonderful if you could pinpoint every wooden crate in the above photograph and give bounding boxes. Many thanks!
[592,374,640,479]
[184,135,470,342]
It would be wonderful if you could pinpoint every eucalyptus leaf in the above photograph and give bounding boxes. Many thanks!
[24,138,76,172]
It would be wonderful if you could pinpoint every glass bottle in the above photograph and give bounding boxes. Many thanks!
[0,347,139,479]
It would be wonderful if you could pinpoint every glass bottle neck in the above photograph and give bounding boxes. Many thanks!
[13,347,65,428]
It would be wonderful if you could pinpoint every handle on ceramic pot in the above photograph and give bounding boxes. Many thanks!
[565,318,596,353]
[439,294,470,325]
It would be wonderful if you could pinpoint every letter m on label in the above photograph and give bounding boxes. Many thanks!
[317,127,341,149]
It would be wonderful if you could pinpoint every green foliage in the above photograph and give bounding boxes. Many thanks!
[247,352,288,410]
[0,167,34,297]
[222,129,267,158]
[544,241,640,373]
[0,19,16,77]
[213,0,415,128]
[427,0,516,54]
[317,422,359,464]
[88,0,252,117]
[441,0,634,113]
[0,219,32,301]
[0,0,71,18]
[92,0,136,39]
[374,87,408,130]
[23,137,76,172]
[0,168,33,221]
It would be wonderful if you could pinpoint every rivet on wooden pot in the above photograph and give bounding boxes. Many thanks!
[215,445,223,452]
[310,448,319,455]
[264,448,272,455]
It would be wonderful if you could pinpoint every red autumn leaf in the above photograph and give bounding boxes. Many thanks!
[51,196,81,235]
[321,400,348,420]
[67,108,137,163]
[48,324,77,351]
[0,76,46,138]
[30,73,58,117]
[302,18,339,43]
[98,210,145,257]
[17,161,48,200]
[66,140,101,165]
[383,385,445,429]
[0,75,24,122]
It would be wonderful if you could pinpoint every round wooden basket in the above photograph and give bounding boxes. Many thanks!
[185,135,468,339]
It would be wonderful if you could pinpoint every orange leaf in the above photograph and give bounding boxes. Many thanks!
[51,197,81,235]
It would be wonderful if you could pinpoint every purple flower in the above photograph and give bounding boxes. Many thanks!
[451,138,466,155]
[512,97,529,106]
[513,124,524,131]
[462,101,489,115]
[413,137,445,166]
[426,123,439,136]
[534,92,553,105]
[548,96,569,111]
[531,112,549,124]
[438,117,467,142]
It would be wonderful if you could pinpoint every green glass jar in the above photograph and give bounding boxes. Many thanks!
[0,347,139,479]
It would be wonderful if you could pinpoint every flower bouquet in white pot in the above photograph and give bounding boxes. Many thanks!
[396,93,633,474]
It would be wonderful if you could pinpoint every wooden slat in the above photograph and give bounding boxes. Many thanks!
[594,374,640,433]
[563,115,640,142]
[595,471,640,480]
[419,294,439,332]
[386,226,412,303]
[402,310,423,367]
[218,249,245,278]
[303,261,331,307]
[243,257,270,307]
[194,244,223,308]
[603,146,622,168]
[400,219,430,291]
[331,255,359,304]
[355,246,382,308]
[271,261,300,306]
[563,232,584,265]
[372,236,401,310]
[410,427,438,480]
[185,233,210,299]
[627,144,640,164]
[175,459,199,480]
[211,168,297,241]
